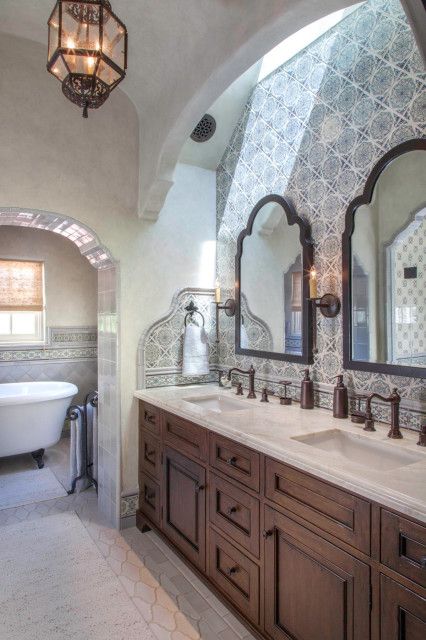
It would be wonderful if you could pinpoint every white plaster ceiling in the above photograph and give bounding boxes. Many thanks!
[1,0,424,220]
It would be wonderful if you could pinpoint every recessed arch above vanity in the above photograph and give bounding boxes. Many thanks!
[342,138,426,379]
[235,194,314,364]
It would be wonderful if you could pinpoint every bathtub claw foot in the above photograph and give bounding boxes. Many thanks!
[31,449,45,469]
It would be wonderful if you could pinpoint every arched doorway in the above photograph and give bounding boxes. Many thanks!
[0,207,120,527]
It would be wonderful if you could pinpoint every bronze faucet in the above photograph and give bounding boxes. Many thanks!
[364,388,403,439]
[227,365,256,398]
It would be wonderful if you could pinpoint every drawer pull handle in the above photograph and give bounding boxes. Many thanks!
[226,506,238,516]
[421,556,426,569]
[262,529,273,539]
[145,490,156,501]
[227,456,237,466]
[226,565,239,576]
[195,483,205,493]
[145,413,156,425]
[146,449,156,458]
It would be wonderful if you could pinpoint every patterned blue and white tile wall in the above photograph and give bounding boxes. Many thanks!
[216,0,426,428]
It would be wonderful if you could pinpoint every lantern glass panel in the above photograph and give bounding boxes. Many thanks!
[102,8,126,68]
[48,4,60,61]
[97,59,121,86]
[51,54,68,81]
[63,52,97,76]
[61,2,101,52]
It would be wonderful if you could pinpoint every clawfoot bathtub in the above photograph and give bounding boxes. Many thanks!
[0,381,77,468]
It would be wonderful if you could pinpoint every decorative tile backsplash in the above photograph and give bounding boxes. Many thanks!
[138,288,218,389]
[216,0,426,427]
[0,326,97,404]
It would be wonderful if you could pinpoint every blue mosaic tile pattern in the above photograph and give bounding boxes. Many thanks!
[216,0,426,420]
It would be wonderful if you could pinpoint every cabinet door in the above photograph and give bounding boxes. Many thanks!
[380,575,426,640]
[264,506,370,640]
[163,446,206,571]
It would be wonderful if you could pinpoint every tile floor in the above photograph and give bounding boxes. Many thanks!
[0,442,256,640]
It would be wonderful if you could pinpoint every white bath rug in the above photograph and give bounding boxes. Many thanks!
[0,512,156,640]
[0,468,67,510]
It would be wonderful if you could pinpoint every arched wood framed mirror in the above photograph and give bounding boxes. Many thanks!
[342,138,426,378]
[235,194,314,363]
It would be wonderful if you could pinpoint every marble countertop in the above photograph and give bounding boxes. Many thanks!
[134,384,426,523]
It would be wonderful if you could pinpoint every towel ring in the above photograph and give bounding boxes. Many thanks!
[185,310,205,327]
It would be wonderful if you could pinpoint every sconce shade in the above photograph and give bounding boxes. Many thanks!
[47,0,127,117]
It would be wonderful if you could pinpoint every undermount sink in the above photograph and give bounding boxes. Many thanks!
[183,394,250,413]
[292,429,424,471]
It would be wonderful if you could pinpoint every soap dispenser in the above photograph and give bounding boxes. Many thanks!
[332,374,348,419]
[300,369,314,409]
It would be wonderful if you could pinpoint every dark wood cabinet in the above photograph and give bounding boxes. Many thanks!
[264,505,370,640]
[210,433,260,492]
[265,457,371,554]
[380,574,426,639]
[162,446,207,571]
[163,411,208,461]
[381,510,426,589]
[137,400,426,640]
[138,471,161,526]
[209,472,260,557]
[208,528,260,625]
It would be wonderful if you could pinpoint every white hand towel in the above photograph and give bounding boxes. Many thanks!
[182,323,210,376]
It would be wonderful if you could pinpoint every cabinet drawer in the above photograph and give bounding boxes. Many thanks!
[208,529,259,625]
[139,401,162,437]
[139,431,161,480]
[381,510,426,588]
[209,473,260,557]
[380,574,426,639]
[209,434,260,492]
[139,472,161,526]
[265,458,371,554]
[163,412,207,462]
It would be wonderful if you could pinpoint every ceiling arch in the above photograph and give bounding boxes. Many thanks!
[1,1,424,221]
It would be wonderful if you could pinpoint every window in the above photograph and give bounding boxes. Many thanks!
[0,260,45,344]
[290,271,302,336]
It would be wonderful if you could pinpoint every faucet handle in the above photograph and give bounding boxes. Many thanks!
[278,380,292,405]
[417,424,426,447]
[260,387,274,403]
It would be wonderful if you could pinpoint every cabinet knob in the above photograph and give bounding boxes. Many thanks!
[421,556,426,569]
[226,506,238,516]
[195,483,205,493]
[145,412,156,425]
[227,456,237,466]
[226,565,239,576]
[262,529,273,539]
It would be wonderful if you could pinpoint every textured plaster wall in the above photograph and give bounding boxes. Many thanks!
[0,35,217,494]
[216,0,426,422]
[0,226,97,327]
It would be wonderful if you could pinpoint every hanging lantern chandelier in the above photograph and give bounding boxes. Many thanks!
[47,1,127,117]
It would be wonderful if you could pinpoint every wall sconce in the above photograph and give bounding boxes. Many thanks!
[308,267,341,352]
[213,280,235,343]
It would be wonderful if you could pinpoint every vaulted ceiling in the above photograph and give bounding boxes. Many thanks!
[1,0,424,220]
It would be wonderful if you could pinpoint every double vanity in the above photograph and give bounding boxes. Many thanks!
[134,384,426,640]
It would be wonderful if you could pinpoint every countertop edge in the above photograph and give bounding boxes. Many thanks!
[134,388,426,524]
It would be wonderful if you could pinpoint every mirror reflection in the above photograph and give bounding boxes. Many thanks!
[240,201,303,356]
[351,149,426,368]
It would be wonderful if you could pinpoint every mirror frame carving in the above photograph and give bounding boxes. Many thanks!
[235,194,314,363]
[342,138,426,379]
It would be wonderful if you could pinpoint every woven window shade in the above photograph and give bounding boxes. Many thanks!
[0,260,44,311]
